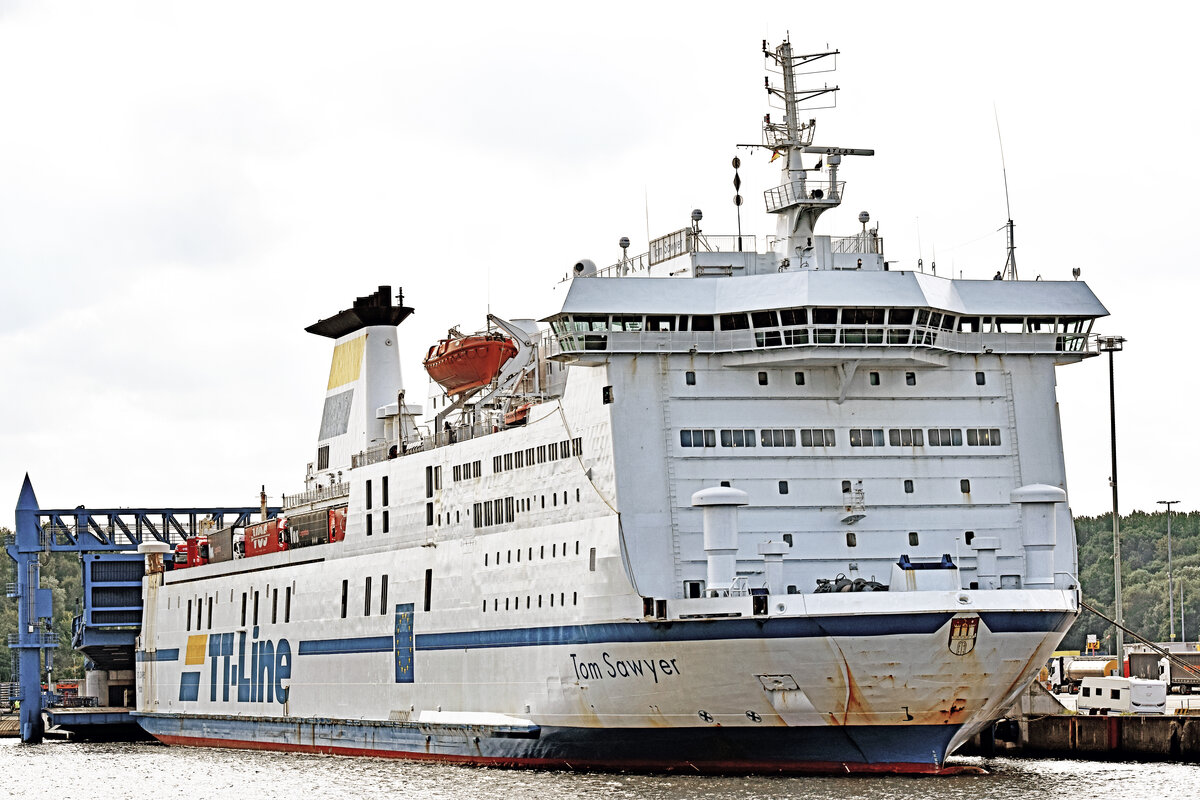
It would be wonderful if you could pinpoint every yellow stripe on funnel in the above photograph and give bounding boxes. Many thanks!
[328,335,366,390]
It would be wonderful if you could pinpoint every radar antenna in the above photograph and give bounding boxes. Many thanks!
[995,106,1018,280]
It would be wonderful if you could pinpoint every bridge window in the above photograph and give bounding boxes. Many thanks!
[646,315,676,331]
[691,315,714,331]
[719,313,749,331]
[888,309,914,325]
[812,308,838,324]
[751,310,778,327]
[779,308,807,326]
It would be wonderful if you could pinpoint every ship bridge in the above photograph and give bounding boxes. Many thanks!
[549,269,1109,363]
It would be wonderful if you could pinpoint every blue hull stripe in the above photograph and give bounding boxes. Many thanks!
[297,635,392,655]
[135,648,180,662]
[294,611,1070,657]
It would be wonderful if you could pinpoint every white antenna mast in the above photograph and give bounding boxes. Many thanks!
[995,105,1017,281]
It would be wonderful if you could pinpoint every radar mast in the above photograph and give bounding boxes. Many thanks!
[760,40,873,266]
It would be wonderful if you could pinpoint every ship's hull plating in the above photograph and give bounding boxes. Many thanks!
[135,601,1074,774]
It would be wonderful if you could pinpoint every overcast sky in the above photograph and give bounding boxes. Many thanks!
[2,1,1197,530]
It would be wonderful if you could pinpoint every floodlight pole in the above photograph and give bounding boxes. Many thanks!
[1099,335,1126,664]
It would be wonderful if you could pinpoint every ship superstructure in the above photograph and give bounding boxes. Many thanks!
[133,40,1107,773]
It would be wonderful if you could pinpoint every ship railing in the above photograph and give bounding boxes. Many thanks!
[830,233,884,255]
[589,234,759,279]
[7,631,59,647]
[555,327,1092,357]
[351,442,393,469]
[282,482,350,508]
[764,180,845,212]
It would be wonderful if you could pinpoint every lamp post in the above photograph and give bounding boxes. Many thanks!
[1158,499,1180,642]
[1099,335,1126,661]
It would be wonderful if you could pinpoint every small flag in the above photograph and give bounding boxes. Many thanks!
[770,149,782,162]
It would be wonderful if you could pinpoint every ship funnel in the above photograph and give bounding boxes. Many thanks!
[1011,484,1066,589]
[305,287,414,475]
[691,487,749,595]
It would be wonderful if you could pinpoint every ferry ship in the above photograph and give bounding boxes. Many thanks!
[133,41,1108,773]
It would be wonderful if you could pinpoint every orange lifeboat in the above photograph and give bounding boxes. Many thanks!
[423,332,517,396]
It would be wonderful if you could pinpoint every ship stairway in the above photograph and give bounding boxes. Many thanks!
[660,355,684,591]
[1003,370,1023,487]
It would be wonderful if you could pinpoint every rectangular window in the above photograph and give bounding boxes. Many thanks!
[241,592,247,627]
[869,371,880,386]
[285,587,291,623]
[909,531,920,546]
[271,589,278,624]
[453,465,461,482]
[380,575,388,615]
[966,428,1002,446]
[382,510,389,533]
[340,580,348,619]
[778,480,789,494]
[904,479,914,493]
[423,568,433,612]
[207,597,212,630]
[905,372,917,386]
[794,371,806,385]
[799,428,835,447]
[549,442,558,460]
[719,313,749,331]
[719,429,756,448]
[366,479,373,510]
[975,371,986,385]
[515,451,524,468]
[317,445,330,470]
[849,429,884,447]
[364,577,372,616]
[504,453,513,470]
[760,429,796,447]
[253,591,259,626]
[961,479,972,494]
[425,466,433,498]
[602,385,614,404]
[366,513,373,536]
[758,371,768,385]
[426,502,434,526]
[494,455,503,473]
[928,428,964,446]
[888,428,925,447]
[680,429,716,448]
[187,599,192,631]
[685,371,696,386]
[382,476,389,506]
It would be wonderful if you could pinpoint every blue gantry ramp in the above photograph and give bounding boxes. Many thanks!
[5,475,277,742]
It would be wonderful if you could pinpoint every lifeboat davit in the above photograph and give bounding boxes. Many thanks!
[423,332,517,396]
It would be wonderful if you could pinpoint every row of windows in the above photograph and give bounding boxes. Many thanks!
[473,497,516,528]
[559,310,1089,335]
[484,592,578,612]
[685,370,991,388]
[340,574,390,618]
[492,437,584,474]
[485,540,589,566]
[681,427,1002,449]
[452,461,482,482]
[184,585,294,631]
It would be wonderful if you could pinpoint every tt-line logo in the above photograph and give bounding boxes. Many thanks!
[179,628,292,704]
